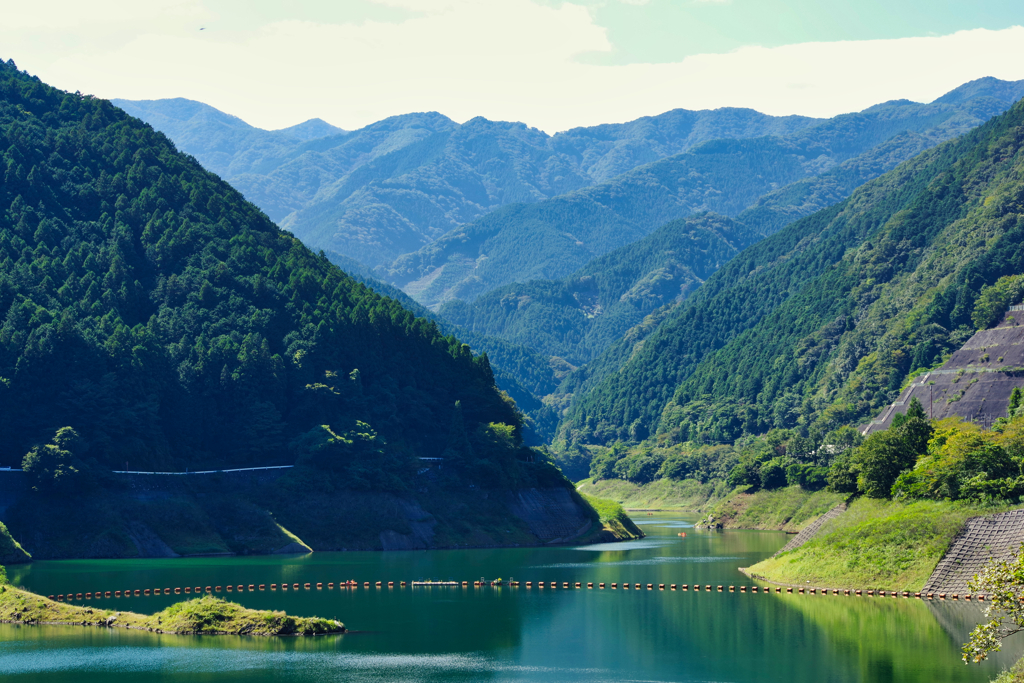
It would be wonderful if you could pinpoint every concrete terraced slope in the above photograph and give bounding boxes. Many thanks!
[772,503,847,557]
[924,508,1024,593]
[863,313,1024,434]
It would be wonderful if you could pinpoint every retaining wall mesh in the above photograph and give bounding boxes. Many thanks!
[925,508,1024,593]
[773,503,847,557]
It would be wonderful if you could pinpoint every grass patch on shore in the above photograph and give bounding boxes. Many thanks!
[579,493,644,540]
[0,583,343,636]
[0,522,30,565]
[576,478,724,510]
[706,486,847,531]
[748,498,1013,591]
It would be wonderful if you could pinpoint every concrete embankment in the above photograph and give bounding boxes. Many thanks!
[924,508,1024,593]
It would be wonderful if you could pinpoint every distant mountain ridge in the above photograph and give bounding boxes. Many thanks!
[559,95,1024,448]
[117,98,819,268]
[388,78,1024,309]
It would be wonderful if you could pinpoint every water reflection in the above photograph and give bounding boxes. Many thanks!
[0,513,1013,682]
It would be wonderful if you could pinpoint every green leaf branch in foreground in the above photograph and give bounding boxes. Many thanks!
[963,543,1024,664]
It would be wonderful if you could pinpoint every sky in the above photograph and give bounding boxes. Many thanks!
[2,0,1024,133]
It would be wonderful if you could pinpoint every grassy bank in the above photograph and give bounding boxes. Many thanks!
[580,493,644,540]
[702,486,848,531]
[0,522,30,565]
[575,477,726,510]
[748,498,1014,590]
[0,583,343,636]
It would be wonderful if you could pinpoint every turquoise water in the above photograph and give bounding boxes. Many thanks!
[1,514,1015,682]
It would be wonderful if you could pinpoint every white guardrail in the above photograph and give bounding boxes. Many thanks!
[111,458,443,475]
[111,465,295,475]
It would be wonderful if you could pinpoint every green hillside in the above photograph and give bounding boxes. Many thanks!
[561,95,1024,448]
[387,81,1024,308]
[434,115,1008,399]
[321,249,564,439]
[0,59,523,479]
[439,213,756,366]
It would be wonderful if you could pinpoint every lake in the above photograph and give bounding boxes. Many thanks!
[0,513,1016,682]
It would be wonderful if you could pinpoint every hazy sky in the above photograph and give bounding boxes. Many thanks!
[4,0,1024,133]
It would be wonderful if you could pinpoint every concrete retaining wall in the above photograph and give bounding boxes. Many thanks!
[924,508,1024,593]
[773,502,847,557]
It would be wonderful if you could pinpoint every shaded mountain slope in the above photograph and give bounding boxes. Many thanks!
[438,213,758,366]
[0,60,519,474]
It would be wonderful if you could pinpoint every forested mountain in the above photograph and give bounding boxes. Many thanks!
[389,79,1024,308]
[559,95,1024,450]
[439,214,757,366]
[319,249,564,433]
[0,60,529,488]
[120,98,819,269]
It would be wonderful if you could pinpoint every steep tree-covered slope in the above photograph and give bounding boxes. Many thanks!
[121,98,818,269]
[438,214,757,366]
[431,112,1007,377]
[389,80,1024,308]
[320,249,564,436]
[0,60,524,480]
[560,96,1024,448]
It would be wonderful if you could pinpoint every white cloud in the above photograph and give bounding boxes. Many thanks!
[2,1,1024,133]
[1,0,208,30]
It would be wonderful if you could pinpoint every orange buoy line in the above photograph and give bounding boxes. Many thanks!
[49,580,970,601]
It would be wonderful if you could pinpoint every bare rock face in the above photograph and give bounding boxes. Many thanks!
[863,313,1024,434]
[505,488,592,543]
